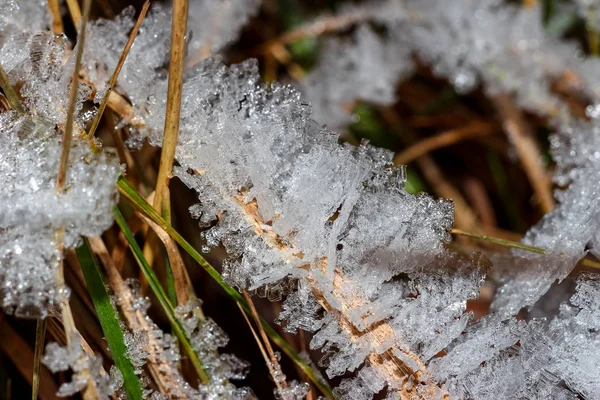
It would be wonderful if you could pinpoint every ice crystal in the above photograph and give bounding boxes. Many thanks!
[42,334,122,399]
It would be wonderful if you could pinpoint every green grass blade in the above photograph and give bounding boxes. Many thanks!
[75,238,144,400]
[113,207,211,384]
[116,176,334,398]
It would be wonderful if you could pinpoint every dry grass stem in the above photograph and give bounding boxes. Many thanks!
[86,0,150,140]
[141,215,192,305]
[492,93,555,213]
[32,319,47,400]
[243,291,288,391]
[393,121,497,165]
[46,0,63,34]
[0,317,60,400]
[153,0,188,217]
[65,0,81,28]
[237,302,287,395]
[0,64,24,113]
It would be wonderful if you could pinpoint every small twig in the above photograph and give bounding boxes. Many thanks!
[393,121,496,165]
[86,0,150,140]
[491,93,555,214]
[47,0,64,34]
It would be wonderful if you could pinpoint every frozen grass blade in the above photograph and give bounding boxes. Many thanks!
[452,228,600,270]
[116,177,334,398]
[452,228,546,254]
[86,1,150,140]
[113,207,211,384]
[75,238,144,400]
[32,319,46,400]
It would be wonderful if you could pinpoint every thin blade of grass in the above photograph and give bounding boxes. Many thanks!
[236,303,286,395]
[0,64,24,113]
[32,319,47,400]
[86,1,150,140]
[116,177,334,398]
[452,228,600,270]
[451,228,546,254]
[75,238,144,400]
[113,207,211,384]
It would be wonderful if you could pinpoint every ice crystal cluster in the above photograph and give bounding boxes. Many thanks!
[42,333,124,398]
[5,0,600,398]
[0,0,120,317]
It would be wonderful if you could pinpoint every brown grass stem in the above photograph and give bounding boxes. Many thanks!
[237,302,287,396]
[243,291,288,390]
[56,0,91,193]
[47,0,63,34]
[65,0,81,28]
[492,93,555,214]
[393,121,497,165]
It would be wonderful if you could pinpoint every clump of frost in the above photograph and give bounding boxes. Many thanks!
[275,380,310,400]
[0,0,48,32]
[175,299,253,389]
[0,2,121,318]
[433,273,600,399]
[301,24,415,128]
[115,280,256,398]
[42,334,123,398]
[187,0,261,54]
[0,112,120,317]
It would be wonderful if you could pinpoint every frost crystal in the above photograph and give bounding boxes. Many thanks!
[0,4,121,317]
[301,24,415,128]
[42,334,122,399]
[0,112,120,317]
